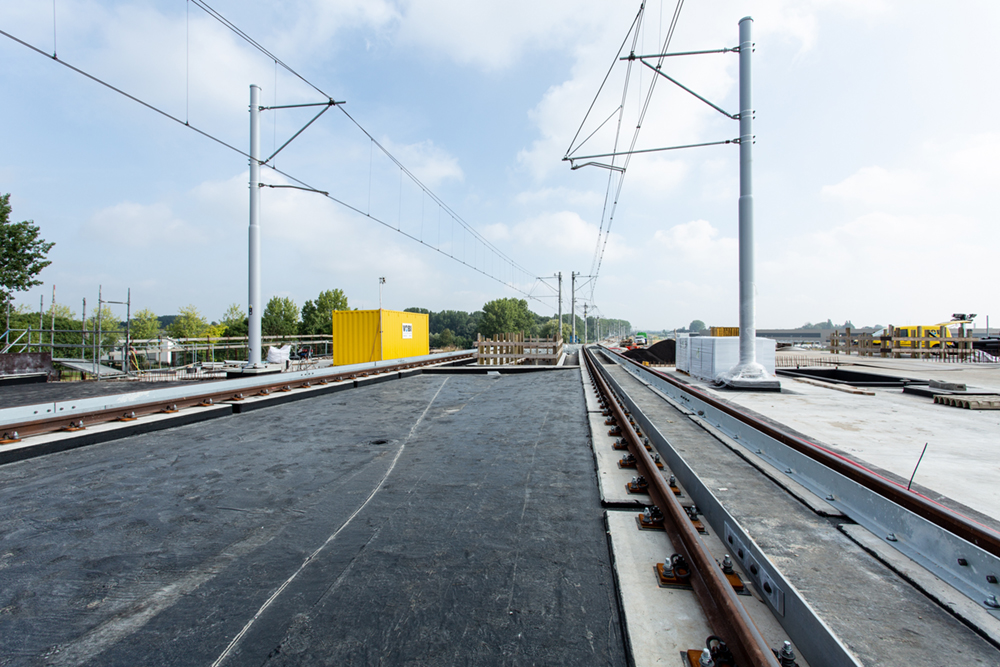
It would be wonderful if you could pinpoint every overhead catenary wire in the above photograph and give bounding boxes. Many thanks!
[595,0,686,288]
[189,0,329,101]
[0,8,543,303]
[564,0,687,303]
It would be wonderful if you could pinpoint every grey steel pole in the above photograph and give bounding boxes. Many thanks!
[557,272,562,341]
[50,285,55,351]
[584,304,588,344]
[95,286,102,381]
[723,17,777,389]
[125,288,131,374]
[737,16,756,370]
[571,272,576,343]
[378,277,385,362]
[247,85,262,368]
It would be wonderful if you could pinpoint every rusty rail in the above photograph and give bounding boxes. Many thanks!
[584,347,779,667]
[607,349,1000,560]
[1,355,472,442]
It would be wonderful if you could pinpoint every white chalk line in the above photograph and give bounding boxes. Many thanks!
[211,377,449,667]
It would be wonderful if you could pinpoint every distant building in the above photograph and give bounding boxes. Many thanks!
[755,328,836,345]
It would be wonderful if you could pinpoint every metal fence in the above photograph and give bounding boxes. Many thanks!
[1,327,333,379]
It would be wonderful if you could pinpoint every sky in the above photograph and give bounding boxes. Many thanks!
[2,0,999,332]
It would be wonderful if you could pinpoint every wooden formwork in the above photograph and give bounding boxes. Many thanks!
[475,332,563,366]
[830,325,976,360]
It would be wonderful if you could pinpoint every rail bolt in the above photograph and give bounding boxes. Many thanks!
[986,595,1000,609]
[698,648,714,666]
[722,554,734,574]
[776,640,797,666]
[671,553,690,581]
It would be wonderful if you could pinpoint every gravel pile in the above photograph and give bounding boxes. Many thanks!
[623,339,675,364]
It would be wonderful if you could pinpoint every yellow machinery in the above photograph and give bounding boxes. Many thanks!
[890,319,972,348]
[331,309,429,365]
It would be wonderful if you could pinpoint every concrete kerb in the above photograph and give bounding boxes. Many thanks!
[0,405,233,465]
[0,366,460,465]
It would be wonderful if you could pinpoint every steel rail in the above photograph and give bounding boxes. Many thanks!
[584,347,779,667]
[0,355,472,442]
[607,349,1000,560]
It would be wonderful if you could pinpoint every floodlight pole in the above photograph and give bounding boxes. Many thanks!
[557,272,562,341]
[379,277,385,362]
[247,84,263,368]
[571,272,577,343]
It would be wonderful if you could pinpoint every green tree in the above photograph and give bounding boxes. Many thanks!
[84,305,121,348]
[168,305,209,338]
[263,296,299,336]
[435,310,473,338]
[300,289,348,336]
[221,303,248,337]
[130,309,161,340]
[49,303,75,319]
[480,298,536,338]
[689,319,707,333]
[0,194,55,308]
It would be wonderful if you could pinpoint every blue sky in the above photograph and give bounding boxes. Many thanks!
[2,1,998,331]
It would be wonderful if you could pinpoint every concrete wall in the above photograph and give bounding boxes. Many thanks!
[0,353,53,377]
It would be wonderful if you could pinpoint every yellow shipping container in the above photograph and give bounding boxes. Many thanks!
[710,326,740,337]
[331,309,430,366]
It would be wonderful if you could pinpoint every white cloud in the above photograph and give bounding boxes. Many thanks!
[277,0,398,56]
[379,138,463,188]
[394,0,621,71]
[653,219,737,265]
[492,210,633,264]
[82,201,205,247]
[514,187,604,208]
[821,166,924,209]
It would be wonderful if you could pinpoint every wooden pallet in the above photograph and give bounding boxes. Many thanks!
[933,395,1000,410]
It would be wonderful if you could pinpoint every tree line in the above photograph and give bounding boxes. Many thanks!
[406,298,631,349]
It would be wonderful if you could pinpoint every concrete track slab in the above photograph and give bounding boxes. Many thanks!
[583,363,644,507]
[0,372,626,667]
[604,364,1000,666]
[605,510,711,667]
[589,412,643,508]
[676,363,1000,526]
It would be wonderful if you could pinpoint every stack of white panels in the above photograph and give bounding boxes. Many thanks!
[686,337,776,381]
[676,337,691,373]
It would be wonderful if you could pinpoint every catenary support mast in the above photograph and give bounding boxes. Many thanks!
[247,84,262,368]
[721,17,778,389]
